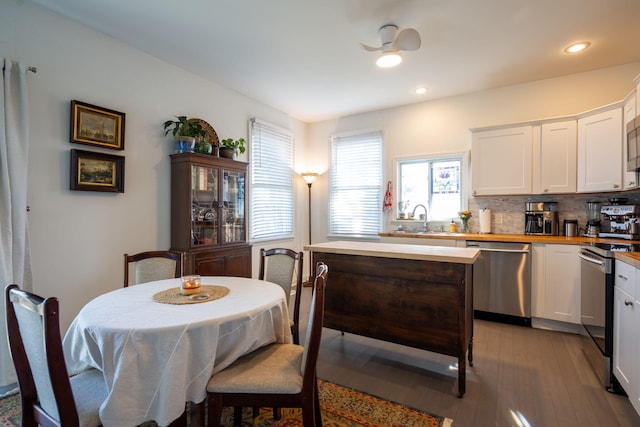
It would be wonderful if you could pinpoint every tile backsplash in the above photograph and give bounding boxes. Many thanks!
[467,190,640,235]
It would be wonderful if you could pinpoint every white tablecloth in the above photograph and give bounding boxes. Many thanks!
[62,277,292,427]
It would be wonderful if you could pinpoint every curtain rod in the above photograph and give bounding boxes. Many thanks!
[2,65,37,73]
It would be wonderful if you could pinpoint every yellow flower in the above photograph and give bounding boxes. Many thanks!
[458,210,472,221]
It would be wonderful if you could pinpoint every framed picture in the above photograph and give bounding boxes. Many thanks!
[70,149,125,193]
[70,100,125,150]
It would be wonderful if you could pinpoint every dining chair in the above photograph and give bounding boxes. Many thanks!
[258,248,304,344]
[206,262,328,427]
[123,250,184,287]
[5,284,107,427]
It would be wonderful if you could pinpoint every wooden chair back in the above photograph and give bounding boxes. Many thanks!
[258,248,304,343]
[124,250,184,287]
[6,284,80,427]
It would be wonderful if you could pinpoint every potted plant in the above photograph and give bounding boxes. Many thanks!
[219,137,246,159]
[163,116,209,153]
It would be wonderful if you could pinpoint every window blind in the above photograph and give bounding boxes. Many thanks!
[329,130,383,237]
[249,118,294,241]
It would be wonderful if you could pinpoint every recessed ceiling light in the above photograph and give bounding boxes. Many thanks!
[376,52,402,68]
[564,41,591,54]
[415,87,428,95]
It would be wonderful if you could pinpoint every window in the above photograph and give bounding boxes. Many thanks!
[329,130,383,238]
[249,118,294,242]
[397,153,467,222]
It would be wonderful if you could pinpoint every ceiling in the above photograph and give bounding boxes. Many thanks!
[31,0,640,122]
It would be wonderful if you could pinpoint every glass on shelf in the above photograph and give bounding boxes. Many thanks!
[191,165,219,246]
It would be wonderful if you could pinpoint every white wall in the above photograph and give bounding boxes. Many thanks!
[1,1,308,331]
[4,0,640,331]
[308,62,640,242]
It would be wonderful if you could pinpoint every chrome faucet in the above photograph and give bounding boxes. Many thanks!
[412,204,428,231]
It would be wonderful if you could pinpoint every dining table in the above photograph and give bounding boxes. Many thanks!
[62,276,292,427]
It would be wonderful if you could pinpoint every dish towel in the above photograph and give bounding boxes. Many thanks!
[383,181,393,213]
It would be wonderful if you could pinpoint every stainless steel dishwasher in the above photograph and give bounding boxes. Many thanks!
[466,241,532,326]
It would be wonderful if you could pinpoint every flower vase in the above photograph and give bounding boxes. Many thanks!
[462,219,469,233]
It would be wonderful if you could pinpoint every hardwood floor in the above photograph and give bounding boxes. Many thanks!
[296,288,640,427]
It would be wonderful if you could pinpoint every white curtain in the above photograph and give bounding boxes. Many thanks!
[0,58,32,387]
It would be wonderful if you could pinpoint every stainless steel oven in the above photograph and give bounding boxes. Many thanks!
[579,242,639,393]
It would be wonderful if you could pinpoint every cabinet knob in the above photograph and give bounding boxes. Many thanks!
[625,300,633,306]
[629,181,636,186]
[613,184,620,188]
[544,188,548,192]
[618,274,628,281]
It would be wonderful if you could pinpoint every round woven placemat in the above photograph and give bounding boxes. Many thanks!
[152,285,229,305]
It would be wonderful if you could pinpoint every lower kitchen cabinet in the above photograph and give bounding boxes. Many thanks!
[185,245,252,277]
[613,260,640,415]
[532,244,581,324]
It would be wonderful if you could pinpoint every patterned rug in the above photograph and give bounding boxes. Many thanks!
[0,380,452,427]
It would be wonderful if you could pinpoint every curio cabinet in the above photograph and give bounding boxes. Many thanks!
[170,153,251,277]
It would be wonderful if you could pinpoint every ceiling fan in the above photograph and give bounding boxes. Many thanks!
[361,24,421,68]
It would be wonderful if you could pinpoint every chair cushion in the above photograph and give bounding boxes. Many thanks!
[70,368,108,427]
[207,344,303,394]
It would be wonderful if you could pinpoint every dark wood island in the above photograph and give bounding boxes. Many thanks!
[305,241,480,397]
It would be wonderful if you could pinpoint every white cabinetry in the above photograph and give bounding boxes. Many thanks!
[613,259,640,415]
[532,120,577,194]
[623,92,638,190]
[471,126,532,196]
[577,106,623,192]
[532,244,581,324]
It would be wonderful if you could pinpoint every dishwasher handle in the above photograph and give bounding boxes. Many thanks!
[471,248,530,254]
[578,249,605,267]
[465,243,530,254]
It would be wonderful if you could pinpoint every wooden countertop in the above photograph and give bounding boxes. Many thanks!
[614,252,640,268]
[379,231,640,246]
[304,241,480,264]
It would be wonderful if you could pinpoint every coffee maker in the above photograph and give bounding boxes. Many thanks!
[525,202,559,235]
[599,198,640,240]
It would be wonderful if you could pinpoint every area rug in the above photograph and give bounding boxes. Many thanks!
[0,380,452,427]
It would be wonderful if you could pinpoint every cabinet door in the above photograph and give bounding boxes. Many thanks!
[471,126,532,195]
[224,250,251,278]
[623,93,638,190]
[577,107,623,192]
[614,286,637,398]
[221,169,246,244]
[191,164,220,246]
[543,244,581,324]
[534,120,577,194]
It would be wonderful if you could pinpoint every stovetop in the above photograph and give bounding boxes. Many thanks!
[598,231,640,240]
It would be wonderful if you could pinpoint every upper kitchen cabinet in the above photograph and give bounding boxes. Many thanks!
[577,105,623,193]
[471,125,533,196]
[623,91,638,190]
[532,120,577,194]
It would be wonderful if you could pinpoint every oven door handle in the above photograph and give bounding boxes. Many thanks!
[578,250,606,267]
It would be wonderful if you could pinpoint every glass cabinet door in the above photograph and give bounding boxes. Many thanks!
[222,169,246,244]
[191,164,219,246]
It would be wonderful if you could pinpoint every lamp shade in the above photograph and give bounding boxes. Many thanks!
[302,172,318,185]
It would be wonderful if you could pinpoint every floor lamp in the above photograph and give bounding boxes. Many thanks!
[302,172,317,286]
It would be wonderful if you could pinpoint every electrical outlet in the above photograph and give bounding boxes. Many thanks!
[495,213,503,224]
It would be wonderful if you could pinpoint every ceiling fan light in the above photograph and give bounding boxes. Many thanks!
[376,52,402,68]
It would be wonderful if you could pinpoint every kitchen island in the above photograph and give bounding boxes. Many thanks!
[305,241,480,397]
